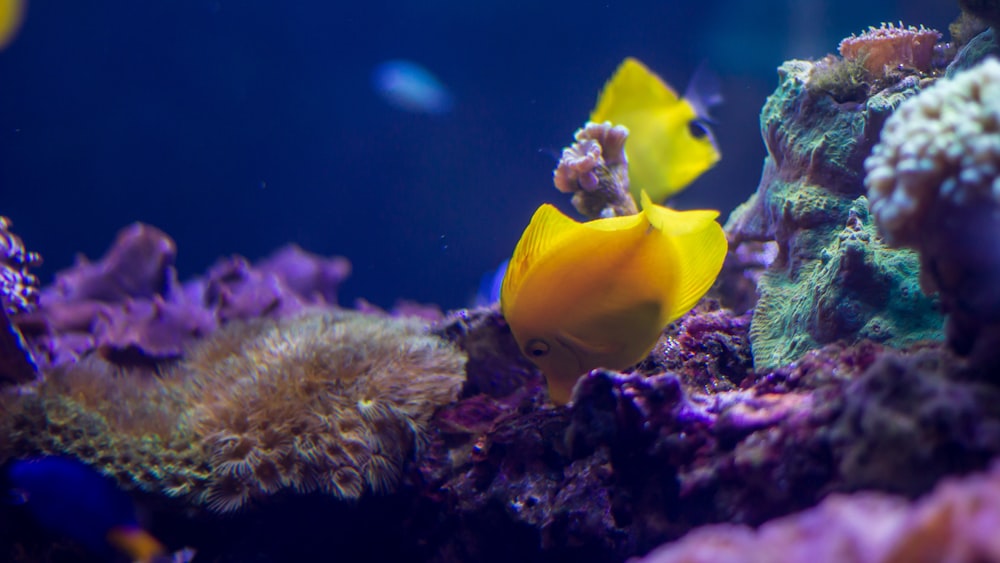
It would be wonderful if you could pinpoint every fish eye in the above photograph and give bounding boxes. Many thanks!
[688,120,710,139]
[525,339,550,357]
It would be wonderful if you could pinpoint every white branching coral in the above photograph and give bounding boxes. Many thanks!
[865,57,1000,247]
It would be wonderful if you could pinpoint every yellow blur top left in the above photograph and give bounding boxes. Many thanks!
[0,0,26,51]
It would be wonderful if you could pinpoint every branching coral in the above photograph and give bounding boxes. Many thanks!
[0,216,41,315]
[0,217,40,386]
[553,121,637,219]
[839,22,942,75]
[179,311,467,512]
[865,58,1000,362]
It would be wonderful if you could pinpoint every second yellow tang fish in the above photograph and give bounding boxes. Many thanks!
[500,192,727,405]
[591,57,721,203]
[0,0,25,51]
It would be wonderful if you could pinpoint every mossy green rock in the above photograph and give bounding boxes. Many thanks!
[727,60,944,371]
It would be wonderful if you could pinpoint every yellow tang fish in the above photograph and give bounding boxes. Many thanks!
[591,57,720,203]
[500,191,727,405]
[0,0,25,51]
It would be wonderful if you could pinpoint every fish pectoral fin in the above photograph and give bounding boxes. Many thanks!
[501,204,581,310]
[591,57,680,122]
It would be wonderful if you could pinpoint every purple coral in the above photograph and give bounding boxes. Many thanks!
[17,223,352,370]
[634,461,1000,563]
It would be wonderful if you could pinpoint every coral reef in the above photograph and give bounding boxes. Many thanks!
[727,56,942,371]
[0,217,40,386]
[8,13,1000,563]
[865,58,1000,365]
[633,460,1000,563]
[1,311,468,514]
[553,121,637,219]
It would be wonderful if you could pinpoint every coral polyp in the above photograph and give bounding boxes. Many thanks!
[838,22,942,75]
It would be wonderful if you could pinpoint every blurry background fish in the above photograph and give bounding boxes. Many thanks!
[5,456,167,562]
[0,0,25,50]
[472,258,508,307]
[372,59,453,114]
[0,0,957,310]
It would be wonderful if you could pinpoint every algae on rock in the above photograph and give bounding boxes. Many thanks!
[727,60,943,371]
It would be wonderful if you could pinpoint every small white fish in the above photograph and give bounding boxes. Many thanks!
[372,60,453,115]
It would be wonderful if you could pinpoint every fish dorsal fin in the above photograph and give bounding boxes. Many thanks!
[640,190,720,236]
[639,191,728,322]
[591,57,680,123]
[501,204,581,311]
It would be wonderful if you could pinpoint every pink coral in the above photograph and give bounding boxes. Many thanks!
[552,121,636,219]
[838,22,942,74]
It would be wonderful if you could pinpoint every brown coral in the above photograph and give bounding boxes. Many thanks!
[179,311,467,512]
[839,22,942,75]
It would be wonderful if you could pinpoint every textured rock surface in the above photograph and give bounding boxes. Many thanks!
[727,59,942,371]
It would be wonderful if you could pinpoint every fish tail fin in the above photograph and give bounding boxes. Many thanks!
[640,192,728,322]
[683,62,723,123]
[106,525,165,563]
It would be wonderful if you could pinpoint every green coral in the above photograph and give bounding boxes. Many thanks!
[750,201,941,369]
[727,59,943,372]
[0,358,211,498]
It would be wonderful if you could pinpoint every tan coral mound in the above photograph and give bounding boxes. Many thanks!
[839,22,941,75]
[179,311,467,512]
[1,311,467,513]
[634,462,1000,563]
[866,57,1000,246]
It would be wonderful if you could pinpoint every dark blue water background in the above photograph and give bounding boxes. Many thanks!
[0,1,955,309]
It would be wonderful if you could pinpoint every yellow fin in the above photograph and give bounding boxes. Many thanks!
[640,190,720,236]
[591,57,680,121]
[639,191,728,322]
[500,204,580,312]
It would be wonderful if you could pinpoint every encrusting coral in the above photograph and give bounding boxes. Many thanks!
[726,51,942,371]
[865,57,1000,365]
